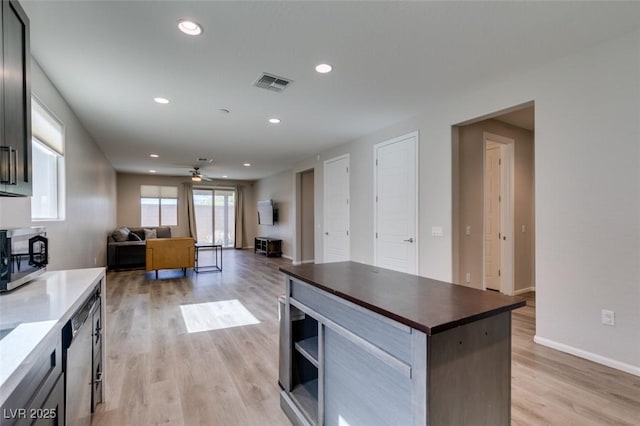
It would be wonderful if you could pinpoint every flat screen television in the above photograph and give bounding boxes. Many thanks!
[258,199,277,225]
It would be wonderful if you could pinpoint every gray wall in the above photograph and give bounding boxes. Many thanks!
[254,169,293,257]
[454,119,535,292]
[116,173,256,248]
[0,59,117,269]
[267,30,640,373]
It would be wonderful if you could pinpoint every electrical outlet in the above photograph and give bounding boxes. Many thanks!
[465,272,471,283]
[94,257,97,265]
[521,225,526,233]
[601,309,615,326]
[465,225,471,236]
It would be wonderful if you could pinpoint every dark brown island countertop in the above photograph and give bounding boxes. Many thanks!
[280,262,525,335]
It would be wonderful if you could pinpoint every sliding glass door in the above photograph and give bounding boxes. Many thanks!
[193,188,235,247]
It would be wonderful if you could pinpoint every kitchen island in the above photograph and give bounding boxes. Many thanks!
[279,262,525,426]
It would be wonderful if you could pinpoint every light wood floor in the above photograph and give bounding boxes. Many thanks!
[94,250,640,425]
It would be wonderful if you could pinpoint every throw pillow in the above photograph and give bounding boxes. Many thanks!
[144,228,157,240]
[128,232,142,241]
[112,227,130,242]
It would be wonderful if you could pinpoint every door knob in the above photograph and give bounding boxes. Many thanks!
[403,238,414,243]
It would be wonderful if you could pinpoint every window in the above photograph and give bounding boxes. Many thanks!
[31,98,65,221]
[193,188,235,247]
[140,185,178,226]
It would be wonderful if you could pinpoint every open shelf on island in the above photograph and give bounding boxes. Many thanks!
[291,379,318,423]
[295,337,319,368]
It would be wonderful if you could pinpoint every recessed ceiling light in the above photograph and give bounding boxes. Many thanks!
[243,163,251,167]
[222,175,228,178]
[150,154,159,158]
[269,118,281,124]
[178,19,202,36]
[149,170,157,173]
[154,97,170,104]
[315,63,333,74]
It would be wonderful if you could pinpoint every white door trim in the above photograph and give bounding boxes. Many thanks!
[373,131,419,273]
[483,132,514,295]
[323,154,350,263]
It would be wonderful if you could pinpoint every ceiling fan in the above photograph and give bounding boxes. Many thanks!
[190,167,212,182]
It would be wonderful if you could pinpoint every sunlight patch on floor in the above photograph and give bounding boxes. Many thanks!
[180,299,260,333]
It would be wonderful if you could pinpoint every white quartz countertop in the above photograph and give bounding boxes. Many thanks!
[0,268,105,406]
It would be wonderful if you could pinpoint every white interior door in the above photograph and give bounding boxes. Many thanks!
[482,132,515,295]
[374,132,418,274]
[324,155,350,263]
[484,141,502,291]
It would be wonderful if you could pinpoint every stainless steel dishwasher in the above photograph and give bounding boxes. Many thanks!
[63,291,98,426]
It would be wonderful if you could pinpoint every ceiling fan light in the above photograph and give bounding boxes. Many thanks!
[192,175,202,182]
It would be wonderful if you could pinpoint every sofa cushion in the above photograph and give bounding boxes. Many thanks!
[144,228,157,239]
[111,227,130,242]
[155,227,171,238]
[128,232,143,241]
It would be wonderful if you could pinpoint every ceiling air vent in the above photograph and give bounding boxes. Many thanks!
[253,73,293,93]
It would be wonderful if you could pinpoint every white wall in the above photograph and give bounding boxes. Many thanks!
[0,59,117,270]
[287,30,640,374]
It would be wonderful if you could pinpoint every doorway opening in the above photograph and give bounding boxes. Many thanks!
[294,169,315,265]
[452,102,535,298]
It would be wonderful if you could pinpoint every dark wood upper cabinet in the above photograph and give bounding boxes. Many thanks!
[1,0,31,197]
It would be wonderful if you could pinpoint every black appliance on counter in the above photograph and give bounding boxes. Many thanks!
[0,227,48,292]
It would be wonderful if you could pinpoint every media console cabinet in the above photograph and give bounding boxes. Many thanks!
[254,237,282,257]
[278,262,525,426]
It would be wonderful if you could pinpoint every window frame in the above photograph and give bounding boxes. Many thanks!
[140,185,179,227]
[192,186,236,247]
[30,96,65,222]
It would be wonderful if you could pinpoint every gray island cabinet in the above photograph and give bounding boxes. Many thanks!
[279,262,525,426]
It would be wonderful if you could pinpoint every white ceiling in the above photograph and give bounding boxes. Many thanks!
[21,1,640,180]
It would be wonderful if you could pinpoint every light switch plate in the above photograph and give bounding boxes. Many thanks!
[431,226,443,237]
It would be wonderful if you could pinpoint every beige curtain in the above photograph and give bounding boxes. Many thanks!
[235,185,245,249]
[183,182,197,239]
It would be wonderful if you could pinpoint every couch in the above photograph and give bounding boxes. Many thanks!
[107,226,171,270]
[146,237,195,279]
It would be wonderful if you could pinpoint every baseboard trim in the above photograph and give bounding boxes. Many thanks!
[282,254,292,261]
[514,286,535,295]
[534,335,640,377]
[291,259,314,266]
